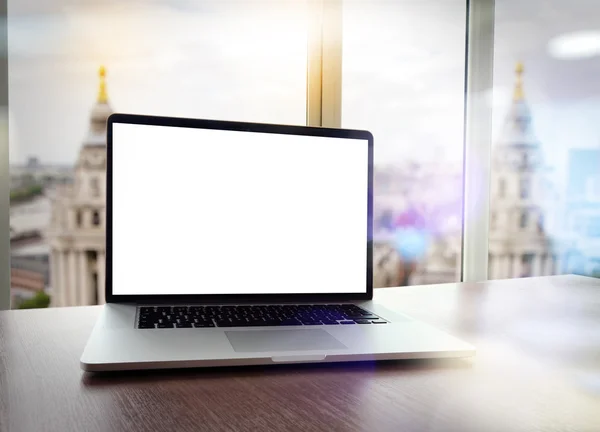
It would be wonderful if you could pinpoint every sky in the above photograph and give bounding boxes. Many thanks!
[6,0,600,185]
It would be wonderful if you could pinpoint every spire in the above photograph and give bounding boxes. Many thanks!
[83,65,114,147]
[494,61,541,167]
[97,65,108,103]
[513,62,525,101]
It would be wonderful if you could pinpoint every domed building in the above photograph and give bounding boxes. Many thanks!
[46,67,112,306]
[487,63,559,279]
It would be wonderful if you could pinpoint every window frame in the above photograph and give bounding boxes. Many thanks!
[459,0,496,282]
[1,0,9,310]
[306,0,342,128]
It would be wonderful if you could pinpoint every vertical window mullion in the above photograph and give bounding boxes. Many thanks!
[462,0,496,282]
[306,0,324,127]
[306,0,343,128]
[0,0,9,310]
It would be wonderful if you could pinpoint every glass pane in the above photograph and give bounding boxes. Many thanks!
[489,0,600,279]
[8,0,307,308]
[342,0,467,287]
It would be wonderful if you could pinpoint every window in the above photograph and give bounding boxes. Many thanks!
[11,1,583,308]
[587,217,600,238]
[342,0,467,286]
[570,214,583,232]
[488,0,600,279]
[520,211,528,229]
[520,253,534,277]
[520,177,530,199]
[92,273,99,306]
[498,178,506,198]
[566,251,585,275]
[7,0,308,308]
[588,176,600,201]
[90,177,100,197]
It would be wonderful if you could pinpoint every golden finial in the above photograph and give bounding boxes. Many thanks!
[513,62,524,101]
[97,65,108,103]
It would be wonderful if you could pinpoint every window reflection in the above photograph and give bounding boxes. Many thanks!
[343,0,467,286]
[490,0,600,279]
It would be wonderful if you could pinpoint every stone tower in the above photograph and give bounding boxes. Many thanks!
[47,67,112,306]
[488,63,557,279]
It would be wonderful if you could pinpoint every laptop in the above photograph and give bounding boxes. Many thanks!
[80,113,475,372]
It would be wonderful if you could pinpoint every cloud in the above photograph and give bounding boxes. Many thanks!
[7,14,67,57]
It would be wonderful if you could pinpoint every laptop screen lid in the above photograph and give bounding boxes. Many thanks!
[105,114,373,304]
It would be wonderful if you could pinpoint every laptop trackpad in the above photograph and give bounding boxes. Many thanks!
[225,329,347,353]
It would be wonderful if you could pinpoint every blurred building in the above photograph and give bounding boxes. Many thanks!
[9,195,52,307]
[372,162,463,287]
[10,157,72,190]
[10,257,48,307]
[561,149,600,275]
[45,67,111,307]
[487,63,558,279]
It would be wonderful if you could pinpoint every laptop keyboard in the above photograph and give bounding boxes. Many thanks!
[137,304,387,329]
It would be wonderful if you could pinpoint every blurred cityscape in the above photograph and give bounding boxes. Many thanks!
[8,63,600,308]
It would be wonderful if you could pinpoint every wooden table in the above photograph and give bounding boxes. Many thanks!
[2,275,600,432]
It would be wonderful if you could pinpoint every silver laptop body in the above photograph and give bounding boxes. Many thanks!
[80,114,475,372]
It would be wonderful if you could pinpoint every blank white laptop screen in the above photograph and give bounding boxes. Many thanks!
[111,123,369,295]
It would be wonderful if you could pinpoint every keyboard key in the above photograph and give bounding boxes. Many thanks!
[215,320,236,327]
[371,320,387,324]
[280,321,302,326]
[248,321,277,327]
[175,323,193,328]
[339,321,356,325]
[157,323,174,328]
[194,322,215,328]
[354,320,372,324]
[138,323,155,329]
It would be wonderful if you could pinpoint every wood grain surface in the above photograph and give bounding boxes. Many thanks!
[1,275,600,432]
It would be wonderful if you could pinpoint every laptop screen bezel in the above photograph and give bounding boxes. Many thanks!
[105,113,374,304]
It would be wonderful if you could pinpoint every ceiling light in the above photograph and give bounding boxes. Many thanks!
[548,30,600,60]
